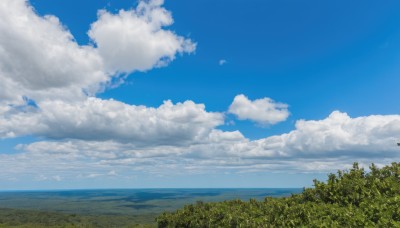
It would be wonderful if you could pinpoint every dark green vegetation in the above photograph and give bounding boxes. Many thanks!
[158,162,400,227]
[0,188,300,227]
[0,208,153,228]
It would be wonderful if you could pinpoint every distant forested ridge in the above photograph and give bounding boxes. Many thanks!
[0,208,155,228]
[157,162,400,227]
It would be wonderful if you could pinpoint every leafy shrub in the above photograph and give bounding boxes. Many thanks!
[157,162,400,227]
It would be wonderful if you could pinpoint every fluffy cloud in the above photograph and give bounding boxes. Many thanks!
[0,0,207,149]
[260,111,400,157]
[185,112,400,160]
[0,0,194,105]
[0,98,223,145]
[88,0,196,73]
[0,0,106,103]
[228,94,290,125]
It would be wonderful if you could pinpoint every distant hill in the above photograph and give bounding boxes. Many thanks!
[157,162,400,227]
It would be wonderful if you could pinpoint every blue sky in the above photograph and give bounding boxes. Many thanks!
[1,0,400,190]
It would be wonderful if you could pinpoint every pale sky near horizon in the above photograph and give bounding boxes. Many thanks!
[1,0,400,190]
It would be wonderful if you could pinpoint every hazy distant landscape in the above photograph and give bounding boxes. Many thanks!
[1,163,400,227]
[0,188,301,226]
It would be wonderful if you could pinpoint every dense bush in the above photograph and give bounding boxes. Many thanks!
[157,162,400,227]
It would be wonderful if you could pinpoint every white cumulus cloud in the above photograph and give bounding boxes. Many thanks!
[0,0,106,104]
[0,0,195,105]
[228,94,289,125]
[88,0,196,74]
[0,98,223,145]
[0,0,206,146]
[260,111,400,157]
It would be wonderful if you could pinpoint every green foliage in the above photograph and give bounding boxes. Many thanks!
[157,162,400,227]
[0,208,91,227]
[0,208,156,228]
